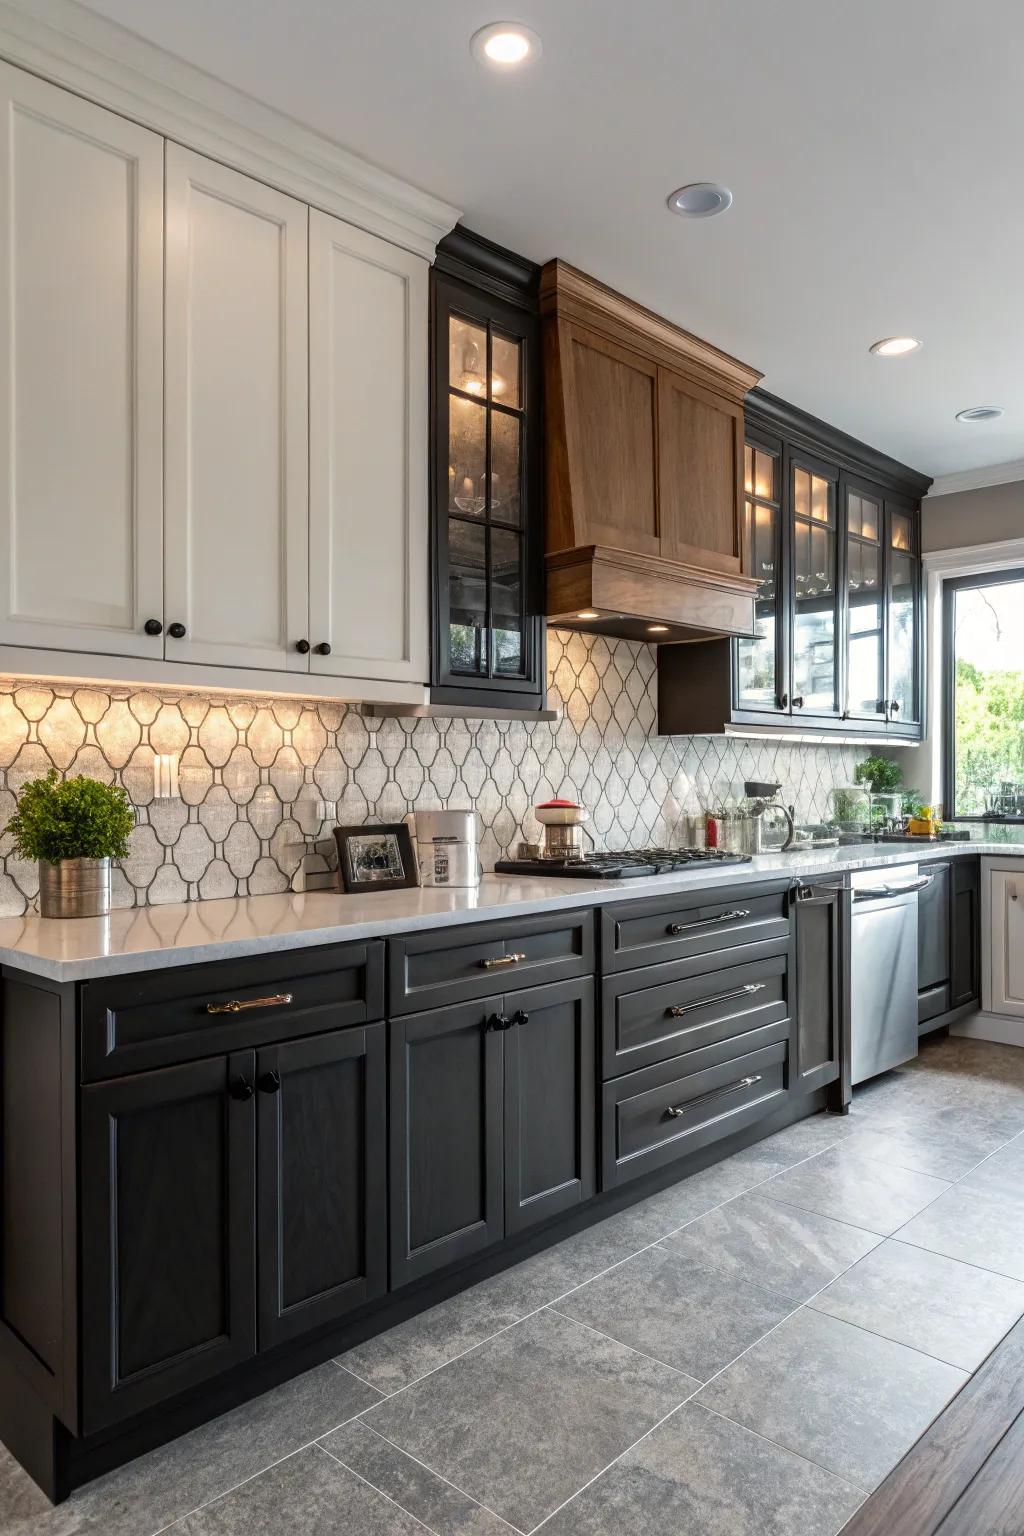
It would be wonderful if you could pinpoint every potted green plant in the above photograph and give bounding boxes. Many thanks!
[6,769,135,918]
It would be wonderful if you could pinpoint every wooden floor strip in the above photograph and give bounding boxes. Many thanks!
[842,1316,1024,1536]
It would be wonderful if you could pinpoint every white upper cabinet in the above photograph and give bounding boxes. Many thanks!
[163,145,310,674]
[0,61,164,657]
[308,211,428,683]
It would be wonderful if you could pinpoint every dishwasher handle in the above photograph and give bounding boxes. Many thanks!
[853,874,934,902]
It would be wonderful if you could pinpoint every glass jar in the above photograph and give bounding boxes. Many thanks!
[828,784,871,834]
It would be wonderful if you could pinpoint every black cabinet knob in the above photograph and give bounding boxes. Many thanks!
[792,695,805,709]
[258,1069,282,1094]
[778,692,789,710]
[314,642,332,656]
[486,1013,507,1032]
[168,622,187,639]
[144,618,163,636]
[229,1077,254,1101]
[295,639,310,654]
[890,699,901,714]
[511,1010,529,1027]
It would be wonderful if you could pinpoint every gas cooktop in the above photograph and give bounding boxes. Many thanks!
[494,848,752,880]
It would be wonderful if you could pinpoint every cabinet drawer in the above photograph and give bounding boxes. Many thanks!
[388,910,594,1015]
[81,942,384,1081]
[602,1039,788,1189]
[919,982,952,1028]
[602,950,790,1077]
[601,881,792,973]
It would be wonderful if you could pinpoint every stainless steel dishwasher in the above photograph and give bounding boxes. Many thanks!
[850,865,933,1085]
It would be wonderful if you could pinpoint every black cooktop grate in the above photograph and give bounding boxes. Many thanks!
[493,848,752,880]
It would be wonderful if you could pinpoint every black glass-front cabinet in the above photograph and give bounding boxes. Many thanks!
[430,228,545,710]
[659,391,930,740]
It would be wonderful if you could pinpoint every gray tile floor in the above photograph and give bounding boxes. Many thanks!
[7,1034,1024,1536]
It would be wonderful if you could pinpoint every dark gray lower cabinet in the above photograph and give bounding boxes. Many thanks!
[389,976,595,1286]
[81,1026,388,1432]
[793,883,844,1094]
[81,1051,257,1434]
[918,860,952,1027]
[257,1026,386,1349]
[950,857,981,1010]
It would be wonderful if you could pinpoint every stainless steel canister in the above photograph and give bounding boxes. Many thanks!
[410,811,480,888]
[37,857,112,918]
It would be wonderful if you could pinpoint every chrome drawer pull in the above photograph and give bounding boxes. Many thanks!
[667,982,766,1018]
[667,909,750,936]
[664,1074,763,1120]
[206,992,293,1015]
[480,952,527,969]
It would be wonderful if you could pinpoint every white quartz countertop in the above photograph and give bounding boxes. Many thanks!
[1,837,1020,983]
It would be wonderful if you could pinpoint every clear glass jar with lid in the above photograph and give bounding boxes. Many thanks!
[828,784,871,834]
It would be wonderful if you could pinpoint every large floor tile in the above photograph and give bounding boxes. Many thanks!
[0,1364,378,1536]
[697,1307,967,1492]
[362,1307,694,1532]
[809,1239,1024,1371]
[172,1445,426,1535]
[630,1158,771,1236]
[321,1421,515,1535]
[552,1243,792,1380]
[760,1146,950,1235]
[957,1133,1024,1203]
[722,1113,856,1182]
[661,1191,881,1303]
[541,1401,864,1536]
[897,1185,1024,1281]
[837,1117,1008,1181]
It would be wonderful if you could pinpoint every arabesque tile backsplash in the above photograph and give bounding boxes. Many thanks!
[0,631,864,916]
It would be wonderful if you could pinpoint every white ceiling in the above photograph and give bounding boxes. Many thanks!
[81,0,1024,480]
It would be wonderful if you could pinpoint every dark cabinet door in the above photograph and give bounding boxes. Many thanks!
[431,235,544,710]
[390,999,504,1287]
[793,885,844,1094]
[918,862,952,1026]
[503,977,596,1235]
[734,432,789,719]
[257,1025,386,1350]
[885,500,923,731]
[788,449,841,721]
[81,1052,256,1433]
[950,857,981,1009]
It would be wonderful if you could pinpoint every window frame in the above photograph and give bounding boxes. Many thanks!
[942,565,1024,821]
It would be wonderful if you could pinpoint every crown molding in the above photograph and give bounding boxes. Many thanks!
[926,460,1024,499]
[0,0,461,259]
[745,389,933,501]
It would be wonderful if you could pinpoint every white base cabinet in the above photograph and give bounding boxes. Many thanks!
[985,864,1024,1019]
[0,58,430,696]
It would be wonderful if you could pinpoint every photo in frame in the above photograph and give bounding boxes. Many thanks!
[333,822,419,893]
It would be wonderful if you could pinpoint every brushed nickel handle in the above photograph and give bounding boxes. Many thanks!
[667,982,766,1019]
[665,1074,763,1120]
[480,952,527,969]
[667,909,750,936]
[206,992,293,1015]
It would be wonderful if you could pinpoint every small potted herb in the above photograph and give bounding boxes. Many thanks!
[6,769,135,918]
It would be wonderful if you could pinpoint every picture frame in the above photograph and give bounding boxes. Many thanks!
[333,822,419,893]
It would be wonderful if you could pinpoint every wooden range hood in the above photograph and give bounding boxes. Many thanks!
[542,261,762,643]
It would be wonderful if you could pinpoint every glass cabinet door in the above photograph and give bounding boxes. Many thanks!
[886,504,921,725]
[791,460,839,715]
[844,486,886,720]
[735,442,784,711]
[432,254,542,707]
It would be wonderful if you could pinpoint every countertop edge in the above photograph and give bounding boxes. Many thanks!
[0,840,1014,983]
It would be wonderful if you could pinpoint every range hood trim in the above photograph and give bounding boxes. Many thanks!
[546,543,758,640]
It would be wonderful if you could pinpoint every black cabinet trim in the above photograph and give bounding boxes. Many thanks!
[746,388,932,502]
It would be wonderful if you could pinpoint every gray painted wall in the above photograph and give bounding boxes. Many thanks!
[923,479,1024,551]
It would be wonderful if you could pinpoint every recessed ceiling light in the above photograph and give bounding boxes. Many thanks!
[956,406,1004,423]
[576,610,599,620]
[646,624,669,634]
[667,182,733,219]
[470,22,541,67]
[869,336,922,357]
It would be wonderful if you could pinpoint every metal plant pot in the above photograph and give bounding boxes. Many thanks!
[37,857,112,918]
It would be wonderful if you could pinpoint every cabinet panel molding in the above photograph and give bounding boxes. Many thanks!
[309,210,428,684]
[0,61,164,658]
[164,144,309,674]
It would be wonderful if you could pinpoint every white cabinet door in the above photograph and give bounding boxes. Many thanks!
[0,61,164,658]
[164,145,309,673]
[989,870,1024,1017]
[308,211,428,683]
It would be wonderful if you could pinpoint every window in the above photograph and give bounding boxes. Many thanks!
[943,568,1024,819]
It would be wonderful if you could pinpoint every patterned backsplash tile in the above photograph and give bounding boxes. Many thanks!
[0,631,865,915]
